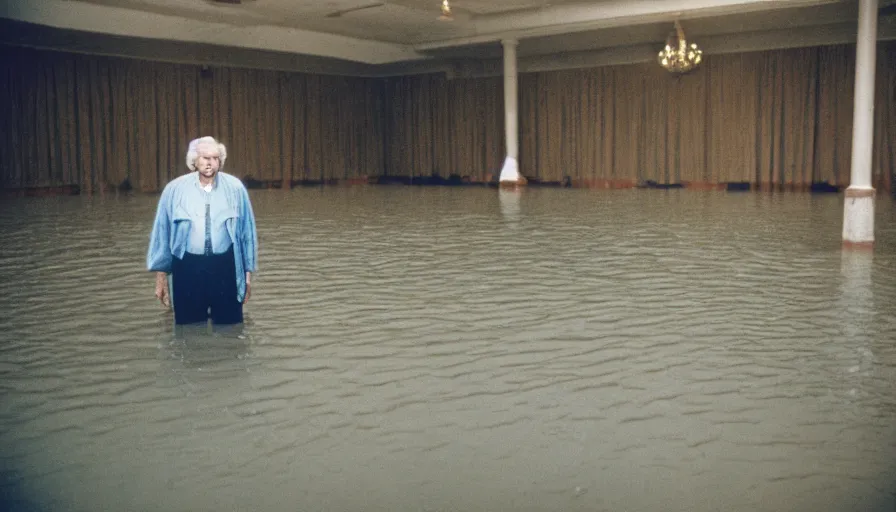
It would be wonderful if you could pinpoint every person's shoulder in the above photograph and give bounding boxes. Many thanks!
[219,172,247,191]
[160,172,193,195]
[166,172,194,188]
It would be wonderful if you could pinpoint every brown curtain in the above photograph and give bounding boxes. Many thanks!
[0,46,384,193]
[386,42,895,190]
[383,74,503,180]
[1,42,894,193]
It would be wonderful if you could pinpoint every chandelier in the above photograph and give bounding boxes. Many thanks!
[658,20,703,73]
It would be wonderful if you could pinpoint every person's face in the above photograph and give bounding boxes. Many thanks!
[194,144,221,179]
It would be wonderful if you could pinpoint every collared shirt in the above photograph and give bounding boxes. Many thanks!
[147,171,258,303]
[181,174,234,255]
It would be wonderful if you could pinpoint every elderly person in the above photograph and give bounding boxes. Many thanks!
[147,136,258,325]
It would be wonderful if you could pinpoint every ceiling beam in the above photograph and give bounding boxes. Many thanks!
[414,0,845,50]
[385,20,896,77]
[0,0,428,64]
[3,0,893,73]
[0,19,384,76]
[4,16,894,78]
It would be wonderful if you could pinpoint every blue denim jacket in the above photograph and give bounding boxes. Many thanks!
[147,171,258,303]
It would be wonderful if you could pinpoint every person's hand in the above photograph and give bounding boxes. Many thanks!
[243,273,252,304]
[155,272,170,308]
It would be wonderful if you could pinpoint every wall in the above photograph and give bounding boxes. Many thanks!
[384,42,896,190]
[0,45,384,193]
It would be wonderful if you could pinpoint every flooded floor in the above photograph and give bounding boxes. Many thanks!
[1,186,895,512]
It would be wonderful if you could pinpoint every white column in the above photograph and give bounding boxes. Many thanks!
[499,38,524,185]
[842,0,878,247]
[503,38,519,161]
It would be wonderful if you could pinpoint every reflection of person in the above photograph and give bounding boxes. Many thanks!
[147,136,258,325]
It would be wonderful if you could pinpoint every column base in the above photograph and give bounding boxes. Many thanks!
[842,186,875,249]
[498,156,527,187]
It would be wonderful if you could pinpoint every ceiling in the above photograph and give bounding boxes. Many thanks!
[2,0,895,75]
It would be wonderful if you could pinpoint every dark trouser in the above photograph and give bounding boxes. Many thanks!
[171,247,243,325]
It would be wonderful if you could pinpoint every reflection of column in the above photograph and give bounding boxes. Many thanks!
[499,38,526,186]
[498,187,522,222]
[838,250,875,389]
[839,250,873,333]
[842,0,877,248]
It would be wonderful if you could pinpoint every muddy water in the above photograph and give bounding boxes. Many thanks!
[1,187,894,512]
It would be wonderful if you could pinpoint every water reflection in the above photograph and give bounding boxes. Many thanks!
[498,187,522,222]
[157,321,254,392]
[167,324,250,365]
[837,250,877,402]
[839,250,873,307]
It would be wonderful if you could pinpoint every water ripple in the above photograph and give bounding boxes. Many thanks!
[0,189,894,512]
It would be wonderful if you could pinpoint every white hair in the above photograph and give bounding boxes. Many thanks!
[186,136,227,171]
